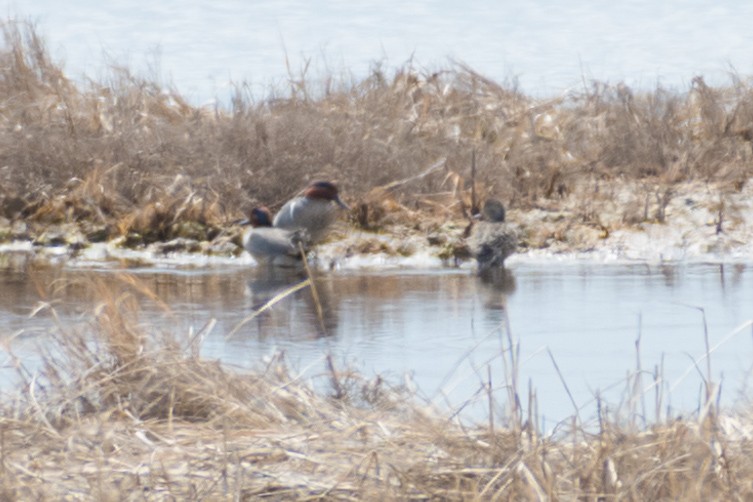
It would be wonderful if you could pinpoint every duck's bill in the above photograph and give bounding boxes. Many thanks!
[334,196,350,210]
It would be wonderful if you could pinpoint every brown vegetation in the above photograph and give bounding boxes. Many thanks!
[1,20,753,249]
[1,275,752,499]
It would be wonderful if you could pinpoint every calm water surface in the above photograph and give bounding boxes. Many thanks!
[2,258,752,425]
[7,1,753,102]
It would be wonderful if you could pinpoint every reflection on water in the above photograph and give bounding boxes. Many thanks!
[477,268,517,310]
[1,256,753,425]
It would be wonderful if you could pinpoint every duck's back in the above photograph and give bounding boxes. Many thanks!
[273,197,338,242]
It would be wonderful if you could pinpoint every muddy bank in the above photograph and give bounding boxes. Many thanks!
[2,179,752,271]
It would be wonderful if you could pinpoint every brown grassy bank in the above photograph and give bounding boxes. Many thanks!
[1,20,753,254]
[1,276,752,500]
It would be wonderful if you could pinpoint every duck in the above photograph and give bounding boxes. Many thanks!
[467,199,518,270]
[241,207,310,267]
[272,181,349,243]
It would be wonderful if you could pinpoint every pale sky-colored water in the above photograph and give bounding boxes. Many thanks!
[2,262,753,425]
[4,1,753,103]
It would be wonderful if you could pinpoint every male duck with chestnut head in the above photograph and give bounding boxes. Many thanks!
[273,181,349,244]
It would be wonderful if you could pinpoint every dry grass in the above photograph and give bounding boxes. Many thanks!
[1,20,753,247]
[0,275,752,500]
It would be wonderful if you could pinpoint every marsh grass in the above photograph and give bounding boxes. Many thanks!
[1,275,752,499]
[1,20,753,248]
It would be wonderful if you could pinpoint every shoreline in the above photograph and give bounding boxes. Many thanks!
[2,180,752,271]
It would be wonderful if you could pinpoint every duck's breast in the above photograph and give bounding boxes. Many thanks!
[243,227,299,260]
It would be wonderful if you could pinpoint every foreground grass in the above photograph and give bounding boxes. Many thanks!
[0,277,752,500]
[1,20,753,256]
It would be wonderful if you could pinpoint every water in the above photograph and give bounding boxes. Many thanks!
[4,2,753,425]
[2,258,752,426]
[6,0,753,102]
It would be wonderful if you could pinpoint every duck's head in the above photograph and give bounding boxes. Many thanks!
[481,199,506,223]
[249,206,274,227]
[304,181,350,210]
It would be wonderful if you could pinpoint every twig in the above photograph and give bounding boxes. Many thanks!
[547,348,582,426]
[28,373,61,438]
[326,354,345,400]
[225,279,312,340]
[471,149,478,214]
[502,312,521,433]
[633,314,647,428]
[716,194,724,234]
[669,304,716,403]
[654,354,665,424]
[487,364,494,437]
[299,241,326,334]
[187,317,216,358]
[373,157,447,195]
